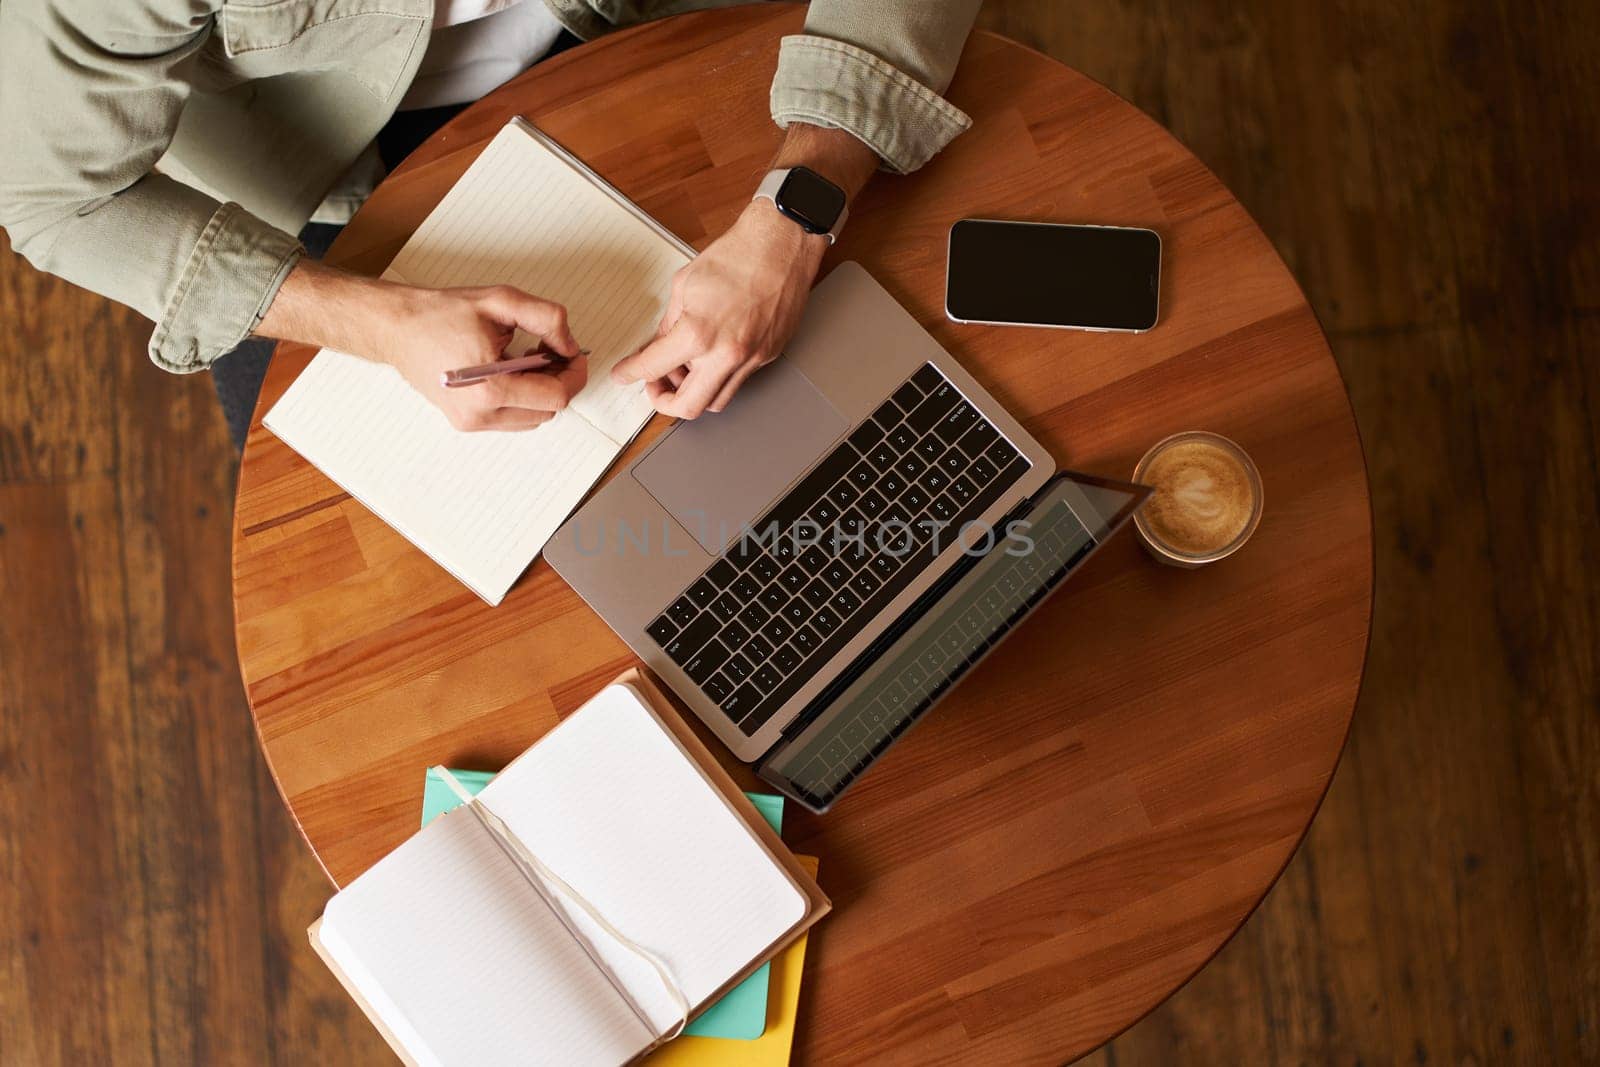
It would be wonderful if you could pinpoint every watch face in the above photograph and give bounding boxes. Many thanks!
[776,167,846,233]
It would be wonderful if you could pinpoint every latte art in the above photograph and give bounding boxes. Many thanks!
[1133,433,1262,565]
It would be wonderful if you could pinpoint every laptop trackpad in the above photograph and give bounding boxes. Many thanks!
[633,360,848,553]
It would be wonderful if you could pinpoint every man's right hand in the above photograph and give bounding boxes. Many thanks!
[256,261,587,432]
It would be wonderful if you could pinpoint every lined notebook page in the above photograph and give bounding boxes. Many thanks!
[477,684,809,1036]
[318,809,655,1067]
[265,120,690,605]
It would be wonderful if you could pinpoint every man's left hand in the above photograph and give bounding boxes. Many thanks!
[610,199,827,418]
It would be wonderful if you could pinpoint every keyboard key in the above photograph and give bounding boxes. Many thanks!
[737,602,770,630]
[685,578,718,609]
[915,435,945,463]
[868,553,898,580]
[848,420,883,452]
[748,554,780,583]
[870,399,901,432]
[702,673,732,705]
[727,534,763,569]
[830,587,862,616]
[827,480,858,509]
[810,498,839,527]
[907,382,960,433]
[798,545,829,575]
[772,643,801,674]
[662,612,718,664]
[849,570,881,599]
[888,425,918,453]
[743,633,775,663]
[895,453,927,481]
[822,560,852,588]
[857,488,886,516]
[683,638,730,684]
[778,564,808,593]
[847,460,876,489]
[723,653,754,682]
[771,537,799,564]
[731,573,761,602]
[781,597,811,626]
[928,494,958,524]
[709,592,741,622]
[752,663,783,694]
[891,380,924,412]
[958,418,999,458]
[811,606,842,636]
[801,578,832,608]
[938,447,967,477]
[645,615,678,645]
[706,558,739,588]
[722,683,763,723]
[986,437,1019,467]
[760,584,789,611]
[935,400,977,444]
[791,625,820,655]
[969,455,999,486]
[840,537,872,567]
[720,619,750,649]
[761,615,793,646]
[878,471,907,498]
[912,363,944,392]
[867,441,897,471]
[836,508,867,538]
[666,596,698,627]
[919,465,950,495]
[901,485,930,513]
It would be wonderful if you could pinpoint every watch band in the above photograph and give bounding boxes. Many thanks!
[753,167,848,244]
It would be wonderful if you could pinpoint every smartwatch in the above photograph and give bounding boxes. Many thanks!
[753,166,848,244]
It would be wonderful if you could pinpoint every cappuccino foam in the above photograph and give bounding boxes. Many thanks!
[1139,440,1256,557]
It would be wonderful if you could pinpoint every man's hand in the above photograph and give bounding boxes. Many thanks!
[610,200,826,418]
[379,284,586,431]
[257,262,586,432]
[610,123,880,419]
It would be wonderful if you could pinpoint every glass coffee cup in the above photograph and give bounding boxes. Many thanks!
[1132,431,1263,567]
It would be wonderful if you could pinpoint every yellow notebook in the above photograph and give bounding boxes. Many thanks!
[642,855,818,1067]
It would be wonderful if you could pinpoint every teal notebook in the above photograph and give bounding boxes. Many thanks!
[421,768,783,1041]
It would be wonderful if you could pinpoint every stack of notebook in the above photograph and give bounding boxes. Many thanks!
[311,674,828,1066]
[420,771,817,1064]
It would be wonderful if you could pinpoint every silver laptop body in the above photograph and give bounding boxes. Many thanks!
[545,262,1057,762]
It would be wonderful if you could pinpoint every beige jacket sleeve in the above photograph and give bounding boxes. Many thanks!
[0,0,303,373]
[770,1,984,173]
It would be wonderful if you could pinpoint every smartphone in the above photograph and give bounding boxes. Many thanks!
[945,219,1161,332]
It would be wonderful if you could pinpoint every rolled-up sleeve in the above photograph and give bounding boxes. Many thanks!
[770,1,983,174]
[0,0,304,373]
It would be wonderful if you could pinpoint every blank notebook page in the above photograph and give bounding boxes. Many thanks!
[317,808,655,1067]
[477,683,809,1036]
[264,120,689,606]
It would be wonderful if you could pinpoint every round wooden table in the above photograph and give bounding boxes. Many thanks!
[233,7,1372,1063]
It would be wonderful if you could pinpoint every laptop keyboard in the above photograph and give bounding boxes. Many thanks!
[761,493,1097,810]
[644,362,1031,736]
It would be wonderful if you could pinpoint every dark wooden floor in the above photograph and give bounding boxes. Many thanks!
[1,1,1594,1063]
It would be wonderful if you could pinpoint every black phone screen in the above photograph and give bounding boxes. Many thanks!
[945,219,1161,331]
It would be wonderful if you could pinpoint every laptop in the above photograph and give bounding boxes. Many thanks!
[545,262,1148,811]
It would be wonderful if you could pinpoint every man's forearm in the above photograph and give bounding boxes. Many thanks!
[254,258,407,353]
[771,122,880,206]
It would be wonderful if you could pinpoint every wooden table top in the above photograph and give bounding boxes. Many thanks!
[232,6,1372,1062]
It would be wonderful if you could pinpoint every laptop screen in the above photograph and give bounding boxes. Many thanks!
[757,472,1148,813]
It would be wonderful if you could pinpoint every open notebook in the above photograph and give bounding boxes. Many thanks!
[311,675,828,1067]
[265,119,692,605]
